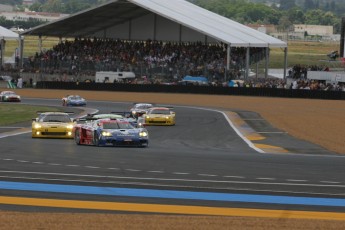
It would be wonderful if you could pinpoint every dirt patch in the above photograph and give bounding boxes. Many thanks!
[2,88,345,229]
[1,212,345,230]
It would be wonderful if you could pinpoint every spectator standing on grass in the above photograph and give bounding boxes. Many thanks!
[17,77,23,88]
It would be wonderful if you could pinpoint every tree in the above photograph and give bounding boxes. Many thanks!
[63,0,91,14]
[277,15,292,32]
[279,0,296,10]
[41,0,63,13]
[29,2,43,12]
[305,9,325,25]
[286,7,305,24]
[304,0,315,11]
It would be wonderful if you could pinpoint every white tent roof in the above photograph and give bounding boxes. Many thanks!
[22,0,286,48]
[131,0,286,48]
[0,26,19,40]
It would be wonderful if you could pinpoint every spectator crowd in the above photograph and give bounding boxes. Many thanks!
[2,37,345,91]
[22,37,265,81]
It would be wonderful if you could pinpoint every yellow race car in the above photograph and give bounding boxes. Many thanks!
[138,107,175,126]
[32,112,76,138]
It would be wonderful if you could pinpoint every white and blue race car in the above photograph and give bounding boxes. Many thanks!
[73,118,149,147]
[62,95,87,106]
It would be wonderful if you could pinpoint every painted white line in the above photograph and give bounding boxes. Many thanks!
[169,105,265,154]
[148,171,164,173]
[173,172,190,175]
[0,130,31,139]
[66,165,79,167]
[242,119,265,121]
[198,174,217,177]
[125,169,142,172]
[256,178,276,180]
[3,159,14,161]
[257,132,287,134]
[223,175,245,179]
[84,166,99,169]
[17,160,29,163]
[0,174,344,197]
[0,170,344,190]
[108,168,120,170]
[222,111,265,153]
[32,162,44,164]
[320,181,341,184]
[286,179,308,182]
[48,163,61,166]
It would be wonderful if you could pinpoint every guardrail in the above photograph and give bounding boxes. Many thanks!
[35,81,345,100]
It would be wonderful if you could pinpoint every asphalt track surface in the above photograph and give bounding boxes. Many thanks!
[1,98,345,218]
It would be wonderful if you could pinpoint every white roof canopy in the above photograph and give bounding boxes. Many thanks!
[0,26,19,40]
[22,0,286,48]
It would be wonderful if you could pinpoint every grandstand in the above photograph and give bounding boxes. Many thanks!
[16,0,287,82]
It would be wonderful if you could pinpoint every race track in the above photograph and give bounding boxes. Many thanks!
[1,98,345,217]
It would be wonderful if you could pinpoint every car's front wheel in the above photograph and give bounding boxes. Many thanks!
[93,131,100,146]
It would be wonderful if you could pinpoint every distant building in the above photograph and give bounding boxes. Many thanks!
[23,0,37,6]
[0,4,13,12]
[0,11,69,23]
[265,24,339,42]
[294,24,333,36]
[246,24,277,34]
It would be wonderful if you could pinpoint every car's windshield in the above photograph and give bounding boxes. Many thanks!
[3,91,15,95]
[150,109,170,115]
[40,114,71,122]
[102,122,133,129]
[135,104,152,109]
[69,96,82,100]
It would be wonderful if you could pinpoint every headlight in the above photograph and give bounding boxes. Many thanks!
[34,124,42,129]
[139,131,148,137]
[102,131,112,136]
[66,124,74,129]
[132,111,137,114]
[146,116,150,119]
[165,116,169,119]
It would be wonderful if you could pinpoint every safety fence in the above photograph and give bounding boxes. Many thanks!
[36,81,345,100]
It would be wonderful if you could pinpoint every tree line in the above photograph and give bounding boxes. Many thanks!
[192,0,344,33]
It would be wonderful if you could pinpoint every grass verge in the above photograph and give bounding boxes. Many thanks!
[0,104,61,125]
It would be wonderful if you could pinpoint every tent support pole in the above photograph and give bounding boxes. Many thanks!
[265,47,269,78]
[226,45,231,81]
[245,47,250,79]
[128,20,132,40]
[19,35,24,68]
[38,35,42,53]
[153,14,157,40]
[256,62,259,79]
[0,39,4,69]
[284,47,288,80]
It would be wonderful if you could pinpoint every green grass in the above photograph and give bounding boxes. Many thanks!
[0,104,61,125]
